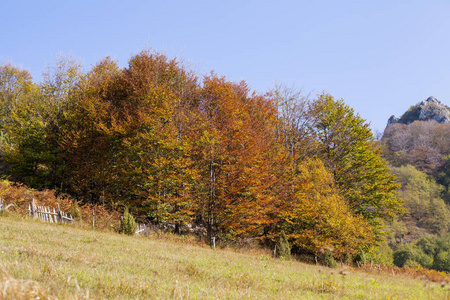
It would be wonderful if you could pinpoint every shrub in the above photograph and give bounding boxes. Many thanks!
[393,244,433,269]
[323,250,337,268]
[121,207,137,235]
[276,231,291,260]
[433,250,450,272]
[367,242,394,266]
[354,250,367,264]
[343,253,351,264]
[393,248,413,268]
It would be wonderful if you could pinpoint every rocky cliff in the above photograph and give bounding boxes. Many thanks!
[387,96,450,126]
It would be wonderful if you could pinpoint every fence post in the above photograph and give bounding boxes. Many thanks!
[57,203,62,222]
[48,207,54,223]
[44,207,48,222]
[92,208,95,229]
[31,198,36,218]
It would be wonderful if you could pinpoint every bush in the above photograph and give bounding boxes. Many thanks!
[276,231,291,260]
[323,250,337,268]
[393,244,433,268]
[393,248,410,268]
[354,250,367,264]
[343,253,351,264]
[121,207,137,235]
[367,242,394,266]
[433,250,450,272]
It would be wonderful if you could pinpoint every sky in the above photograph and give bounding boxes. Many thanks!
[2,0,450,133]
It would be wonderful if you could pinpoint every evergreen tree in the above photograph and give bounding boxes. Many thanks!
[121,207,137,235]
[276,231,291,260]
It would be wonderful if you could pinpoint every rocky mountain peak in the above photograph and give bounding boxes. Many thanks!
[425,96,439,103]
[387,96,450,126]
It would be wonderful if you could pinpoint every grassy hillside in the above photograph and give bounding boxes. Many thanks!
[0,215,449,299]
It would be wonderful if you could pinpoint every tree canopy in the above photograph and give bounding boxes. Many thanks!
[0,51,403,258]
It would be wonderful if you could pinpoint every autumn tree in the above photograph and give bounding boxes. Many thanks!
[2,57,83,189]
[0,63,37,130]
[273,158,374,258]
[0,52,405,253]
[56,57,123,203]
[119,51,198,230]
[307,93,402,234]
[0,63,39,176]
[58,51,199,233]
[189,74,288,243]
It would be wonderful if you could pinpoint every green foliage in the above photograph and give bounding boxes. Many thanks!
[276,231,291,260]
[367,242,394,266]
[2,56,83,190]
[384,218,408,244]
[392,234,450,271]
[429,234,450,272]
[121,207,137,235]
[323,250,337,268]
[437,156,450,203]
[354,251,367,264]
[0,64,37,129]
[393,244,433,269]
[391,165,450,234]
[433,250,450,272]
[308,93,402,235]
[343,253,350,264]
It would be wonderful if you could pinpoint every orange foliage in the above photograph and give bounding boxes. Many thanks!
[0,180,120,229]
[359,262,450,283]
[191,74,282,239]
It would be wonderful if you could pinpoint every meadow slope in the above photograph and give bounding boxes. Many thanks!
[0,215,448,299]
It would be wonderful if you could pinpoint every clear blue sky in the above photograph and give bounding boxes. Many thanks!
[2,0,450,132]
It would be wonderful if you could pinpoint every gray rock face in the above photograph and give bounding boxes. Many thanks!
[387,115,400,125]
[387,96,450,126]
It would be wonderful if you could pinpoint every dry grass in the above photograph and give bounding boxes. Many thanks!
[0,214,450,299]
[0,268,54,300]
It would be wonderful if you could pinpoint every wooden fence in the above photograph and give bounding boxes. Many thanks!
[28,198,74,224]
[135,223,146,235]
[4,197,145,233]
